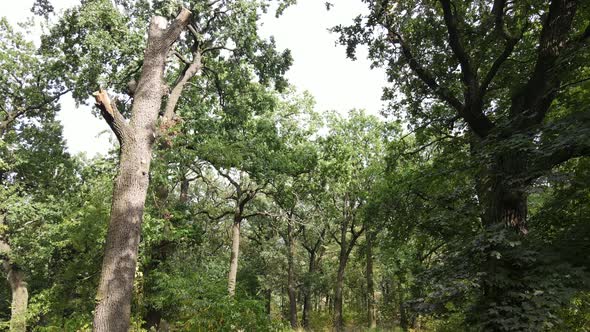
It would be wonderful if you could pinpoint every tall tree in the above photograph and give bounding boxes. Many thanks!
[318,110,385,331]
[91,11,191,331]
[40,0,291,329]
[0,17,71,332]
[337,0,590,328]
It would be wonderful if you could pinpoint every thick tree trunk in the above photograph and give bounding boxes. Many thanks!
[228,217,241,296]
[93,10,191,332]
[302,251,315,330]
[94,139,152,331]
[478,150,528,233]
[287,221,298,329]
[6,266,28,332]
[366,228,377,329]
[471,141,531,330]
[1,214,28,332]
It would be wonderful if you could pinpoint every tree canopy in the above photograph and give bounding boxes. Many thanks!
[1,0,589,331]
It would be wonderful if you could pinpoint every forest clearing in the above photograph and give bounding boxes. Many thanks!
[1,0,589,331]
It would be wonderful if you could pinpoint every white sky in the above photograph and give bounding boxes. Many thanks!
[4,0,387,157]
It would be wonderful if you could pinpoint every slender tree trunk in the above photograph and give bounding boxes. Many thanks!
[179,177,190,204]
[333,263,346,332]
[333,214,363,331]
[302,251,315,330]
[399,293,408,331]
[228,216,241,296]
[302,289,311,329]
[366,227,377,329]
[266,289,272,317]
[334,219,350,332]
[93,11,191,332]
[287,221,298,329]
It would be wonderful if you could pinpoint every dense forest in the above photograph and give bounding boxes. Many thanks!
[1,0,589,331]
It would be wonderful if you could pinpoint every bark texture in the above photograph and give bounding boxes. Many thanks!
[92,9,191,332]
[1,214,28,332]
[228,218,241,296]
[4,264,28,332]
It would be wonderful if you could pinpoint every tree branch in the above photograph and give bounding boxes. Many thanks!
[174,50,191,65]
[93,89,130,144]
[162,8,192,46]
[511,0,578,125]
[387,30,464,112]
[196,209,233,221]
[479,37,517,95]
[480,0,523,96]
[210,163,241,193]
[1,88,71,136]
[345,225,365,258]
[526,110,590,181]
[439,0,477,89]
[438,0,497,136]
[162,49,202,121]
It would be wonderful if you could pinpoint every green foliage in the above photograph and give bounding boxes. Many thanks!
[1,1,590,331]
[145,256,281,331]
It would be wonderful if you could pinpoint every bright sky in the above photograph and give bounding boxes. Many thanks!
[4,0,387,157]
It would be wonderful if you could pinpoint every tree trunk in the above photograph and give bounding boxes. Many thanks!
[302,251,315,330]
[228,217,241,296]
[333,219,349,332]
[287,221,298,329]
[479,150,528,233]
[93,121,154,332]
[333,212,363,331]
[93,10,191,332]
[266,289,272,317]
[6,266,28,332]
[2,215,28,332]
[144,308,170,332]
[179,177,190,204]
[471,141,530,330]
[333,264,345,332]
[399,296,408,331]
[366,228,377,329]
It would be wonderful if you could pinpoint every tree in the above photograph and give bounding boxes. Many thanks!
[183,89,315,298]
[40,0,291,329]
[336,0,590,328]
[0,17,72,332]
[318,110,385,331]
